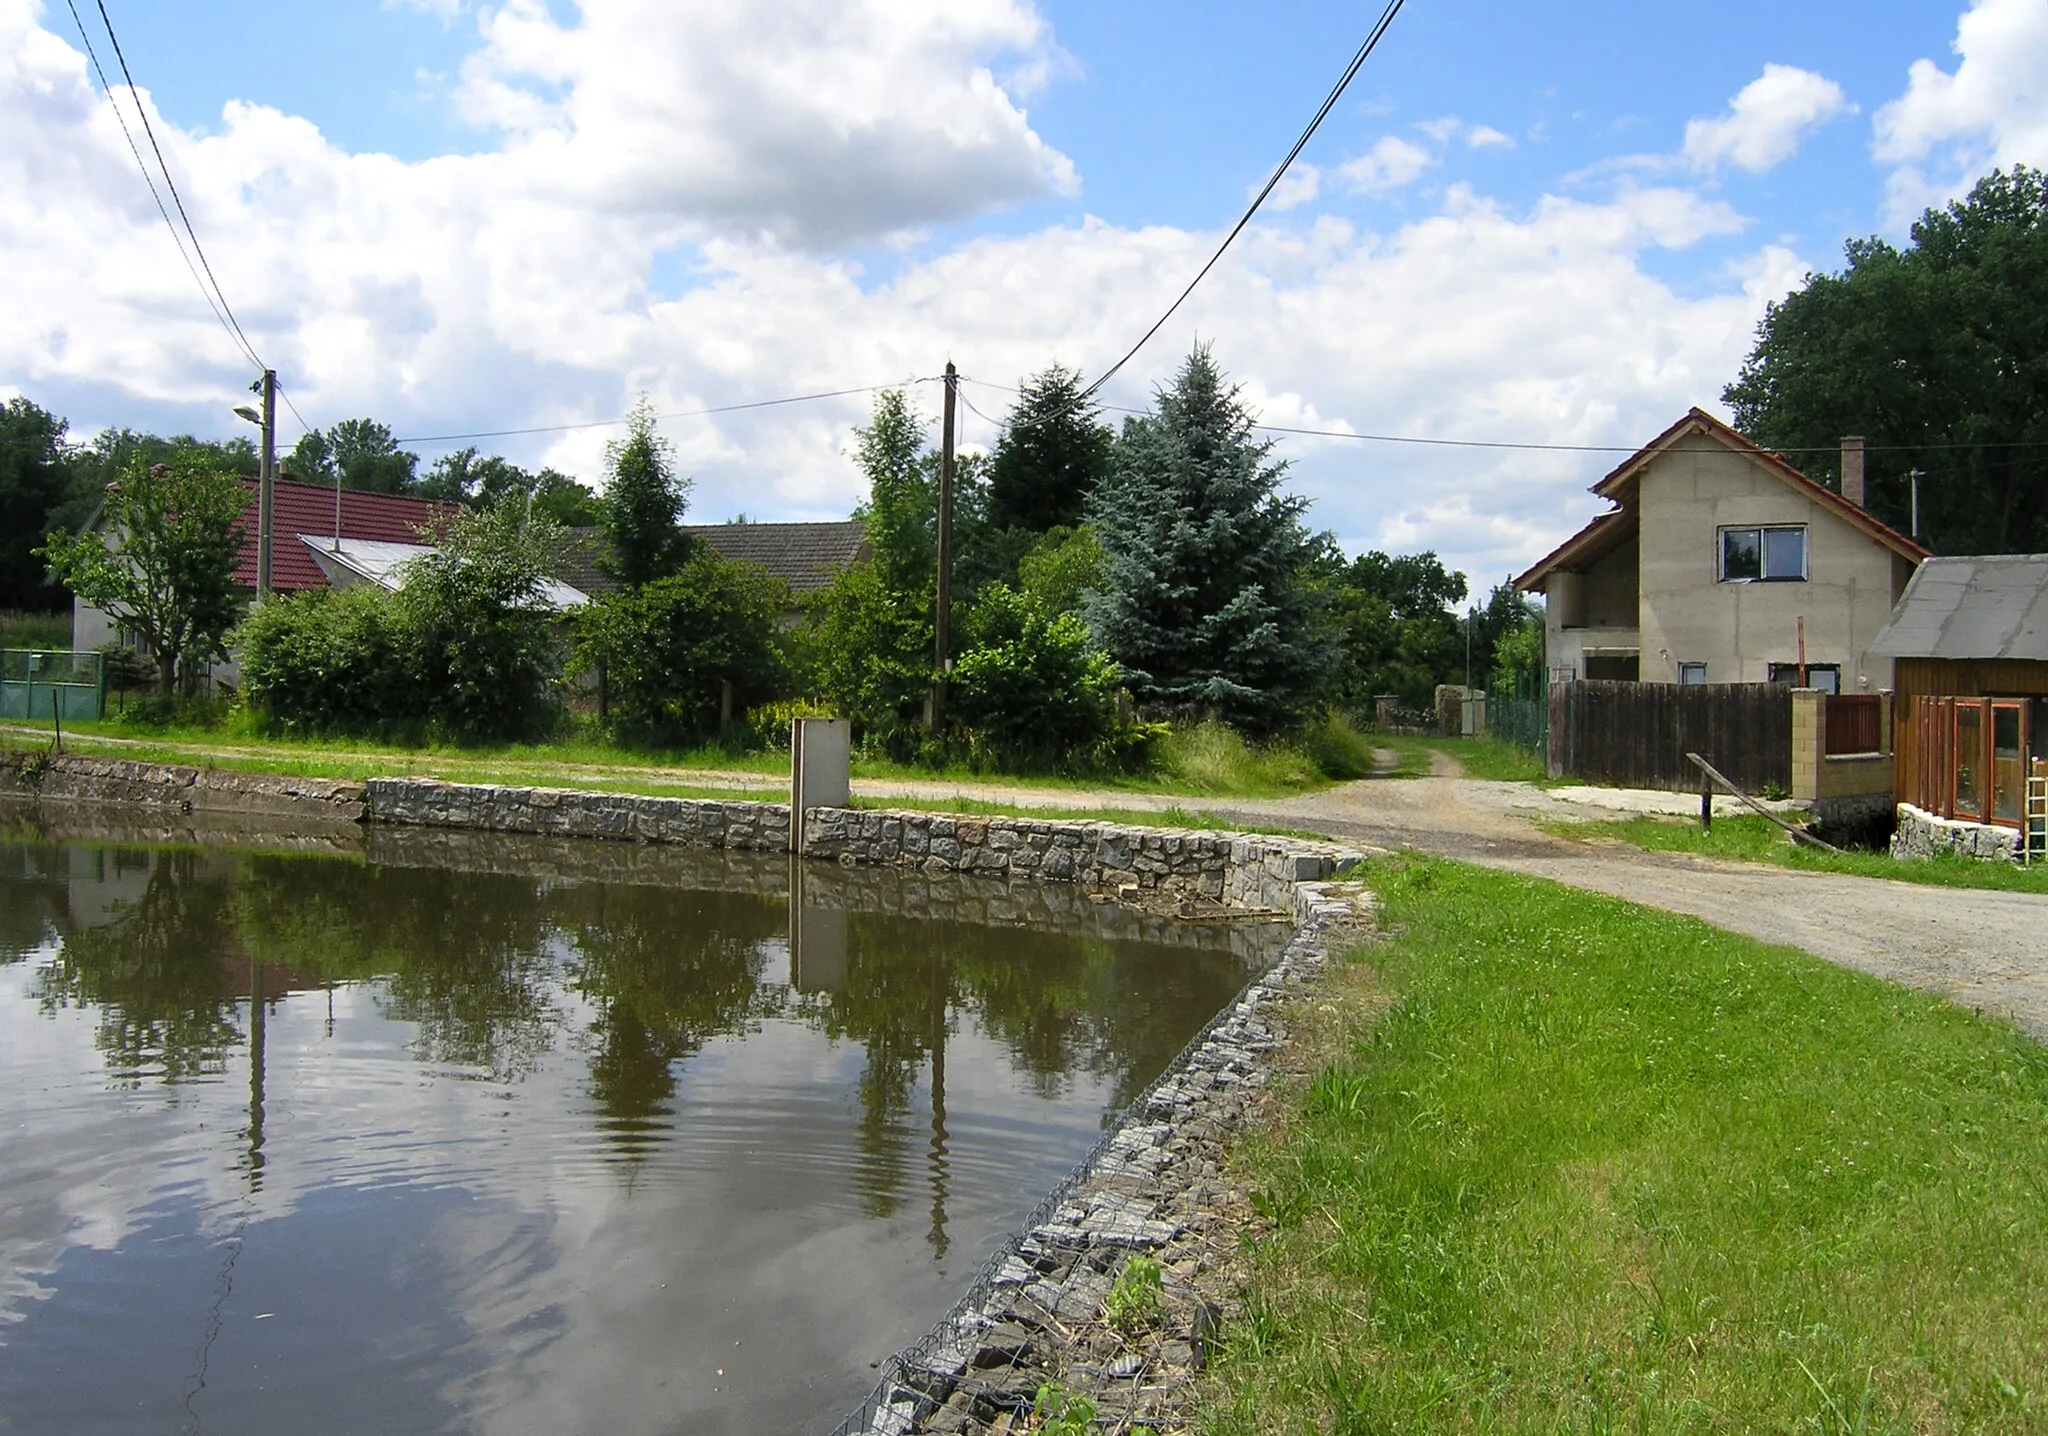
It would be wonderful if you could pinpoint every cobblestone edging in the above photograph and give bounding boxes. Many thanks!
[836,893,1369,1436]
[363,778,1361,919]
[0,752,366,821]
[1892,801,2025,863]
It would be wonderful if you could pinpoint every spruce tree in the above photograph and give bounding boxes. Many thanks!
[986,363,1113,534]
[1084,346,1330,733]
[603,396,691,587]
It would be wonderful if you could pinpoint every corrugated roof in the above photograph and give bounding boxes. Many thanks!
[1866,554,2048,662]
[298,536,588,612]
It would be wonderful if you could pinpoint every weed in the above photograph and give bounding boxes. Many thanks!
[1031,1381,1096,1433]
[1103,1254,1164,1332]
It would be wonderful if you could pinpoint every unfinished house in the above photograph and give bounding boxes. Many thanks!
[1516,409,1927,693]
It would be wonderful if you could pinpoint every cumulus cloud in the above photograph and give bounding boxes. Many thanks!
[0,0,1806,587]
[1262,163,1322,212]
[1335,135,1436,193]
[1682,63,1852,174]
[1465,124,1515,150]
[1875,0,2048,221]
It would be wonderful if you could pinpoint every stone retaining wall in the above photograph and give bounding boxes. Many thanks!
[0,752,366,822]
[364,778,1362,919]
[1892,801,2026,863]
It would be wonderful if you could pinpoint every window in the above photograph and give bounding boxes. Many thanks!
[1720,525,1807,582]
[1677,663,1708,685]
[1768,663,1839,693]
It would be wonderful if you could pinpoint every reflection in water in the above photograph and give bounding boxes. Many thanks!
[0,815,1279,1435]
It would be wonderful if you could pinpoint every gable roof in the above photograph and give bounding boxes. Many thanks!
[235,478,461,592]
[1516,407,1928,592]
[1865,554,2048,662]
[685,520,869,594]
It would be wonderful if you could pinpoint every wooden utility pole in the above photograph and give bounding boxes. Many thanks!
[931,361,958,728]
[257,368,276,598]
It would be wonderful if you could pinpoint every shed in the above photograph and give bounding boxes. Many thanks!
[1866,554,2048,828]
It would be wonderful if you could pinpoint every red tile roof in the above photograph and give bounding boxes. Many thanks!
[231,478,462,591]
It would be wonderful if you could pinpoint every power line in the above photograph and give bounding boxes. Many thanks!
[1079,0,1408,401]
[89,0,265,373]
[960,375,2048,458]
[63,0,250,368]
[390,378,938,448]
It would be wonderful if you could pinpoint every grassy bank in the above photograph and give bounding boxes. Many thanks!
[1209,857,2048,1434]
[5,709,1375,802]
[1558,813,2048,896]
[1369,732,1550,784]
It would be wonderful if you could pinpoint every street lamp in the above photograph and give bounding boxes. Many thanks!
[231,372,277,598]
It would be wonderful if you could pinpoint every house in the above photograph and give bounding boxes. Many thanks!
[1865,554,2048,846]
[72,477,463,684]
[305,536,588,612]
[1515,409,1928,693]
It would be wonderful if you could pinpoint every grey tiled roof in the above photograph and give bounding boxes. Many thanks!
[1866,554,2048,662]
[549,521,868,597]
[684,520,869,594]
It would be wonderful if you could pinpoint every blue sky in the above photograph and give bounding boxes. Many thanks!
[0,0,2032,587]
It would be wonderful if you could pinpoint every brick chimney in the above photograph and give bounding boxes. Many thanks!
[1840,435,1866,508]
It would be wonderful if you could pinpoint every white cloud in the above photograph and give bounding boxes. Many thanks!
[1335,135,1436,194]
[1682,63,1852,174]
[0,1,1808,589]
[1875,0,2048,221]
[1262,163,1322,212]
[1465,124,1514,150]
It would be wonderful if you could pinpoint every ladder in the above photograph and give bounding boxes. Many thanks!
[2028,769,2047,866]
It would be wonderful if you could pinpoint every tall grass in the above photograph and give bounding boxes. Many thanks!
[1155,714,1374,796]
[0,611,70,649]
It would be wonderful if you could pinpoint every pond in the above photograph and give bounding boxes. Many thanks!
[0,813,1280,1435]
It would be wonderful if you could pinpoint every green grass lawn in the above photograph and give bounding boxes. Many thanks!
[1207,857,2048,1435]
[1558,813,2048,896]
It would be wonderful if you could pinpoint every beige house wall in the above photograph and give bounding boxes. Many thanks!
[1635,433,1904,691]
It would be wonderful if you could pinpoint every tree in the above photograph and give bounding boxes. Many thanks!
[949,583,1130,769]
[853,388,939,597]
[1465,579,1542,689]
[986,363,1113,535]
[1084,345,1332,733]
[326,418,419,495]
[394,505,562,739]
[0,398,72,610]
[602,397,690,586]
[37,455,248,696]
[1311,545,1469,709]
[528,468,603,526]
[573,548,789,742]
[282,429,335,483]
[1726,166,2048,554]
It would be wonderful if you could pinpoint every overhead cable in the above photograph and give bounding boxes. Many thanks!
[1079,0,1409,402]
[391,378,938,448]
[88,0,265,373]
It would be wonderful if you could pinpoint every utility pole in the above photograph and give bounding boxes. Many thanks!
[1908,468,1922,541]
[257,369,276,598]
[931,361,958,729]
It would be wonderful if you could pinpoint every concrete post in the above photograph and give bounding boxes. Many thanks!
[790,717,851,854]
[1790,687,1824,802]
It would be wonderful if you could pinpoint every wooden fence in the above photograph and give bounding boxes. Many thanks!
[1548,680,1793,793]
[1824,694,1884,756]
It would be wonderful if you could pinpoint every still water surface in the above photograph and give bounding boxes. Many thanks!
[0,818,1275,1435]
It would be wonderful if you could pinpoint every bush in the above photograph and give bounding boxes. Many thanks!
[949,583,1147,771]
[573,549,791,743]
[805,560,934,737]
[238,584,409,734]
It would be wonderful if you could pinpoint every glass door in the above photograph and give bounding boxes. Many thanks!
[1955,701,1985,821]
[1993,701,2026,825]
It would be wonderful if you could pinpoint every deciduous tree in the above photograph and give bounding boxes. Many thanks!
[602,398,690,586]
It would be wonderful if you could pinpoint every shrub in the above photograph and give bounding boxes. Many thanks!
[574,549,791,742]
[393,507,562,740]
[949,583,1146,771]
[238,584,409,734]
[805,560,934,737]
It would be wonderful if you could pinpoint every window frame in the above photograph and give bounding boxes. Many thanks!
[1718,524,1809,583]
[1767,662,1839,694]
[1677,662,1708,685]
